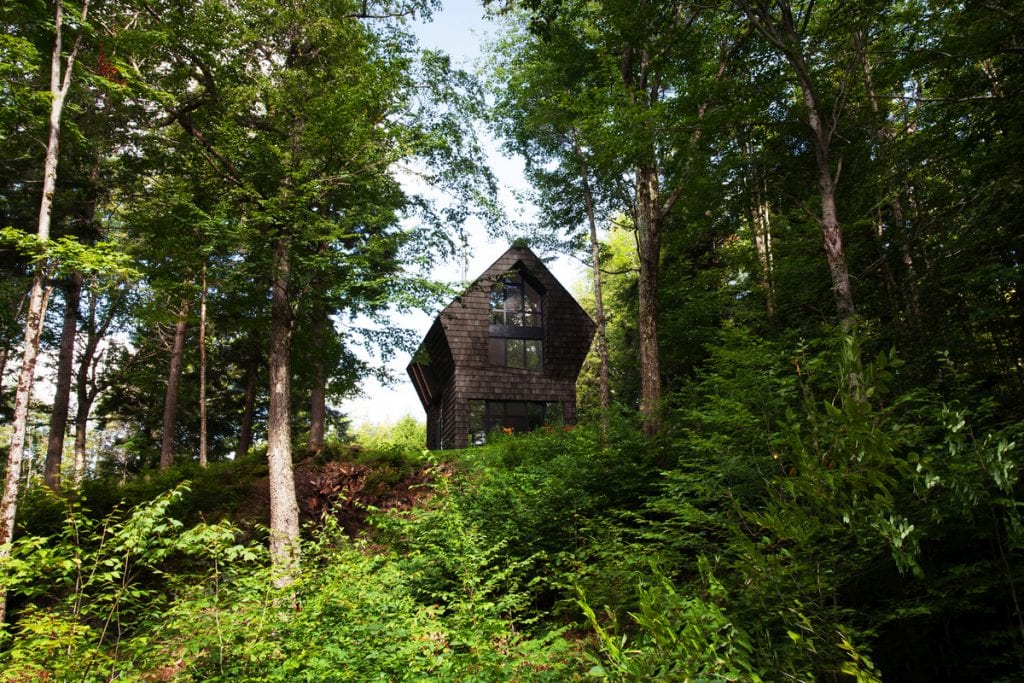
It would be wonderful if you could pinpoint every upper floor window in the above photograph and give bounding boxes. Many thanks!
[489,273,542,327]
[489,272,544,370]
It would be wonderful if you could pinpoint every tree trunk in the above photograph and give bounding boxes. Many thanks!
[635,163,662,435]
[573,132,610,433]
[307,309,327,454]
[741,0,856,329]
[267,236,300,585]
[804,85,855,328]
[1,0,86,625]
[236,352,260,458]
[1,274,53,544]
[44,272,82,488]
[72,285,116,481]
[159,307,189,470]
[198,263,208,466]
[744,140,776,322]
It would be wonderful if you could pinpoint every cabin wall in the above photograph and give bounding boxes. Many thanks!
[413,246,596,450]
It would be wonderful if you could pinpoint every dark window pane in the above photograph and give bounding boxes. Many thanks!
[545,401,564,424]
[506,283,522,312]
[489,274,543,330]
[507,415,528,433]
[507,401,526,416]
[524,282,541,312]
[469,400,486,445]
[528,402,545,429]
[506,339,525,368]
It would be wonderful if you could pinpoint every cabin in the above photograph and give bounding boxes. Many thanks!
[407,245,596,450]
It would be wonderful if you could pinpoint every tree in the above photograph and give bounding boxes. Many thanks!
[736,0,861,328]
[491,0,738,432]
[1,0,88,624]
[43,272,81,487]
[117,0,493,582]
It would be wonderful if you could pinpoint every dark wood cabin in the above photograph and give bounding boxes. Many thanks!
[407,246,596,449]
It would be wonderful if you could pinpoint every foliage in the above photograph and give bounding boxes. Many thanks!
[1,0,1022,678]
[1,476,586,681]
[0,483,261,681]
[639,331,1024,678]
[579,557,762,682]
[352,415,427,456]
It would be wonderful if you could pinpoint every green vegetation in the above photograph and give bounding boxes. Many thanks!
[2,0,1022,679]
[3,364,1020,680]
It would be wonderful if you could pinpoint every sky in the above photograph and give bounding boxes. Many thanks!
[338,0,586,428]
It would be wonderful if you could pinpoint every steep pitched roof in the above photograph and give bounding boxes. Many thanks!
[408,245,596,411]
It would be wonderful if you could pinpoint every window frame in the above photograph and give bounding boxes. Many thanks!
[468,399,565,445]
[488,271,544,371]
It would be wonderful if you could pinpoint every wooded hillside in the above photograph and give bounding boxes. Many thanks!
[2,0,1022,680]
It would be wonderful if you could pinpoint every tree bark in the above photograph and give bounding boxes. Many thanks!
[159,306,189,470]
[1,275,53,543]
[267,236,300,585]
[72,285,117,480]
[1,0,86,625]
[198,262,208,466]
[744,141,776,321]
[804,79,855,328]
[635,163,663,435]
[44,272,82,488]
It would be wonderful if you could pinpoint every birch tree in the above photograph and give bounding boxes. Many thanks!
[1,0,88,625]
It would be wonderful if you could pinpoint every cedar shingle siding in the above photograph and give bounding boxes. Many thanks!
[408,246,596,449]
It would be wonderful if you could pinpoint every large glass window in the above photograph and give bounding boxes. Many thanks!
[489,274,542,327]
[489,272,543,370]
[489,338,542,369]
[468,399,565,445]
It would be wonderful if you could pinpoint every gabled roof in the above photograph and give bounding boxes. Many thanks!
[407,245,596,410]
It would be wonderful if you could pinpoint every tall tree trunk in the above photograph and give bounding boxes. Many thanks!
[617,37,728,436]
[307,308,327,454]
[635,163,663,435]
[574,134,610,430]
[268,236,300,585]
[1,276,53,531]
[72,285,116,481]
[159,306,189,470]
[236,352,260,458]
[743,139,776,321]
[741,0,856,329]
[198,263,208,466]
[1,0,86,625]
[804,83,855,328]
[44,272,82,488]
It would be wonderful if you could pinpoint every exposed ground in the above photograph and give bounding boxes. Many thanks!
[244,454,450,536]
